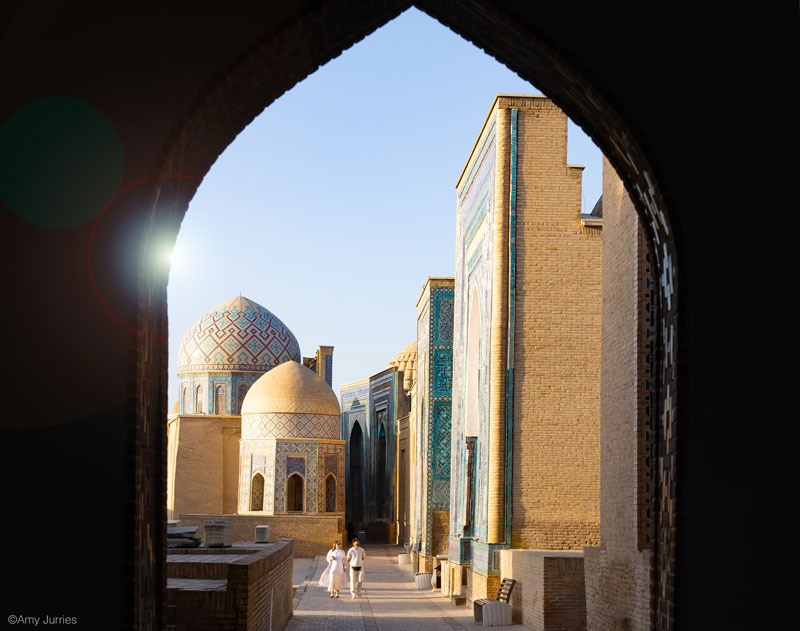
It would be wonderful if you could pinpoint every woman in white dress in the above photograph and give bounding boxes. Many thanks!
[318,541,347,598]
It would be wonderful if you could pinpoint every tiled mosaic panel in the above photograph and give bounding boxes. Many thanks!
[242,413,340,440]
[178,373,260,415]
[319,443,345,513]
[433,349,452,396]
[418,286,454,553]
[435,295,454,343]
[470,541,504,574]
[239,445,276,513]
[275,442,318,513]
[324,455,338,475]
[450,118,497,551]
[458,121,496,246]
[178,295,301,372]
[286,456,305,476]
[272,441,345,514]
[432,402,451,482]
[472,542,489,573]
[415,301,430,551]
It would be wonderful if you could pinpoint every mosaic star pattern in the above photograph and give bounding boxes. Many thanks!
[178,295,301,373]
[242,413,340,440]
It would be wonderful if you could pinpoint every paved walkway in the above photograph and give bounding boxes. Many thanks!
[286,543,528,630]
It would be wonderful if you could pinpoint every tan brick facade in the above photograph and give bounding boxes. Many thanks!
[167,415,242,518]
[505,96,602,552]
[583,157,654,630]
[452,96,601,616]
[431,509,450,556]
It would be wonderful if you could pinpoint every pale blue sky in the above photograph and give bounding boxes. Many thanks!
[167,7,602,405]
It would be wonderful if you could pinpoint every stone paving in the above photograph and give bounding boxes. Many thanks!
[286,542,528,630]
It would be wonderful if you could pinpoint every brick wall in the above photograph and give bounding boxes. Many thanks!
[466,570,499,602]
[504,96,602,551]
[169,415,242,517]
[176,513,344,558]
[498,549,586,630]
[440,560,469,599]
[431,510,450,556]
[582,158,653,630]
[167,538,293,631]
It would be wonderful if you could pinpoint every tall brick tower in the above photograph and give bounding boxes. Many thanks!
[447,95,602,610]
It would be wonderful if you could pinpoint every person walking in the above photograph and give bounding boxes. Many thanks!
[346,538,367,598]
[318,541,347,598]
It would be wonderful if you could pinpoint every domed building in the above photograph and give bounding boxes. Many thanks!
[238,360,344,516]
[176,295,301,416]
[166,295,341,550]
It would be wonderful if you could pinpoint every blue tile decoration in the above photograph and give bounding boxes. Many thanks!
[435,295,454,342]
[504,109,518,542]
[178,373,259,415]
[287,456,306,476]
[275,442,318,513]
[417,282,454,556]
[242,412,340,440]
[433,349,452,396]
[451,116,497,560]
[432,401,451,481]
[178,295,300,373]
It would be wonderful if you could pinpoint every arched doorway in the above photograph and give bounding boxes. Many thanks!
[376,423,387,519]
[250,473,265,511]
[325,474,337,512]
[349,421,364,529]
[286,473,304,512]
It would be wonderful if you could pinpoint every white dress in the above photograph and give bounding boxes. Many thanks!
[318,548,347,593]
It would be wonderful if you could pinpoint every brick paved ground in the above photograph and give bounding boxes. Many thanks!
[286,543,528,630]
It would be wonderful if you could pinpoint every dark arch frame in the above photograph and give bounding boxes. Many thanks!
[136,1,676,627]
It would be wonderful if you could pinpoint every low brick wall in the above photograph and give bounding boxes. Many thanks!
[440,560,468,599]
[167,547,267,580]
[176,513,344,557]
[497,549,586,630]
[167,538,293,631]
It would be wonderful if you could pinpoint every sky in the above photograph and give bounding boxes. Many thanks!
[166,7,602,406]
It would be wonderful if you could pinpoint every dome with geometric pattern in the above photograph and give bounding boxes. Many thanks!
[178,295,301,374]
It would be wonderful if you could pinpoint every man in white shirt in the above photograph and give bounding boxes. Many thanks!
[346,538,367,598]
